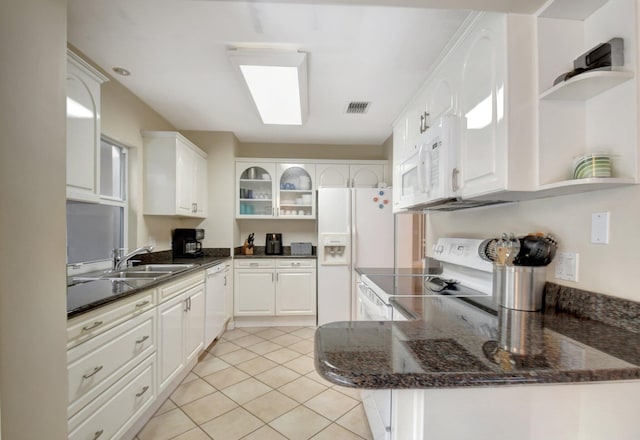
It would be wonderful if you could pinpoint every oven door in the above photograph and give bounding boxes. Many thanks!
[356,282,393,440]
[356,282,392,321]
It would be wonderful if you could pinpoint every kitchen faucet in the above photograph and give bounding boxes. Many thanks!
[112,245,153,271]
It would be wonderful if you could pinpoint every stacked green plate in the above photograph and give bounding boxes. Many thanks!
[572,154,612,179]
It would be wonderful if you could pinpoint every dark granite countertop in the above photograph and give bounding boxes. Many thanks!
[67,250,230,318]
[315,286,640,389]
[234,245,316,259]
[354,259,443,276]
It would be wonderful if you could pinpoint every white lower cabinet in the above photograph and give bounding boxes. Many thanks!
[67,269,208,439]
[68,355,155,440]
[234,259,316,317]
[275,261,316,316]
[157,273,205,393]
[67,309,155,418]
[157,293,186,392]
[234,268,276,316]
[391,381,640,440]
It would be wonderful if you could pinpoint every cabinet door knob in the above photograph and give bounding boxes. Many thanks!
[82,365,103,379]
[82,321,103,332]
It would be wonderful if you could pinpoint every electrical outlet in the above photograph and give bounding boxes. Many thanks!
[555,252,579,282]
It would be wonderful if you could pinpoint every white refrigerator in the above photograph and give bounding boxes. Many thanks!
[317,187,394,325]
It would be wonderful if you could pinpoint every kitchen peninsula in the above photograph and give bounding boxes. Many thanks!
[315,283,640,440]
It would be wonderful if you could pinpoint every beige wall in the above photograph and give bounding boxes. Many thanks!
[238,142,386,160]
[427,184,640,302]
[98,61,194,251]
[0,0,68,438]
[182,131,240,249]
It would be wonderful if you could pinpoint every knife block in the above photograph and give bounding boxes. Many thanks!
[243,240,254,255]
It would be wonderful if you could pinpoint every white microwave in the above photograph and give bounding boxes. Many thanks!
[397,115,460,210]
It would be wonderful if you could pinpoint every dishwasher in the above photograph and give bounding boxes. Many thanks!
[205,262,228,347]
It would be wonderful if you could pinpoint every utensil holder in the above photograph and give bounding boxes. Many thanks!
[493,265,546,311]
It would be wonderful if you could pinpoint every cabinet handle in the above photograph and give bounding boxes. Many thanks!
[250,262,259,267]
[136,385,150,398]
[82,321,103,332]
[188,296,192,311]
[135,335,149,344]
[452,168,460,193]
[135,300,150,308]
[184,299,189,312]
[224,276,227,286]
[272,273,274,282]
[82,365,103,379]
[92,430,104,440]
[276,272,279,282]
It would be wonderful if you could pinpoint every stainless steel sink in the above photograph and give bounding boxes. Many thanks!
[135,264,196,272]
[100,271,172,280]
[72,263,196,283]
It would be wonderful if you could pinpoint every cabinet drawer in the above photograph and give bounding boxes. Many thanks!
[67,309,155,418]
[67,290,155,349]
[276,259,315,268]
[235,259,275,268]
[158,271,204,302]
[68,355,155,440]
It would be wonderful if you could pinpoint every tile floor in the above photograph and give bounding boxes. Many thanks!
[135,326,373,440]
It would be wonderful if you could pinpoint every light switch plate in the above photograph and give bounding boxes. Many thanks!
[591,212,610,244]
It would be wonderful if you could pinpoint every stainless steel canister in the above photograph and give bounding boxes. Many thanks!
[493,265,546,311]
[498,308,544,356]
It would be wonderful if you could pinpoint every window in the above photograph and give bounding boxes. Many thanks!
[67,137,128,269]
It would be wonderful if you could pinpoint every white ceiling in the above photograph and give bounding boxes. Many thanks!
[67,0,546,146]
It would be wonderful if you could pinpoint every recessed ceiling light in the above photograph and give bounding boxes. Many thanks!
[112,67,131,76]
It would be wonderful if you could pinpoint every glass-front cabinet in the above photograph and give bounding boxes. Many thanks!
[236,162,276,218]
[277,164,315,219]
[236,161,316,219]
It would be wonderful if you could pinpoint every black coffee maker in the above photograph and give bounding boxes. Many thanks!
[265,233,283,255]
[172,228,205,258]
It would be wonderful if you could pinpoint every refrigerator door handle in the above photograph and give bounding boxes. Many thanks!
[350,189,356,270]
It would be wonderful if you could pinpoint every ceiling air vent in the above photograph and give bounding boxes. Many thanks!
[345,101,370,114]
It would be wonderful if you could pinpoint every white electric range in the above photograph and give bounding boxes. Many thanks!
[356,237,497,440]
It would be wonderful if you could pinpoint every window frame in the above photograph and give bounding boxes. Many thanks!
[67,135,129,275]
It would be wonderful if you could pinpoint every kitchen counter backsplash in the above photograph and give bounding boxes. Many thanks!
[233,245,316,257]
[544,283,640,334]
[137,247,231,264]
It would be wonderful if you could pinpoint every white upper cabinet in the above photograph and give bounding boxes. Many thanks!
[277,163,316,218]
[143,131,208,218]
[458,13,538,200]
[315,163,387,188]
[236,162,277,218]
[458,18,506,197]
[236,161,316,219]
[66,50,108,202]
[349,164,385,187]
[316,164,350,187]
